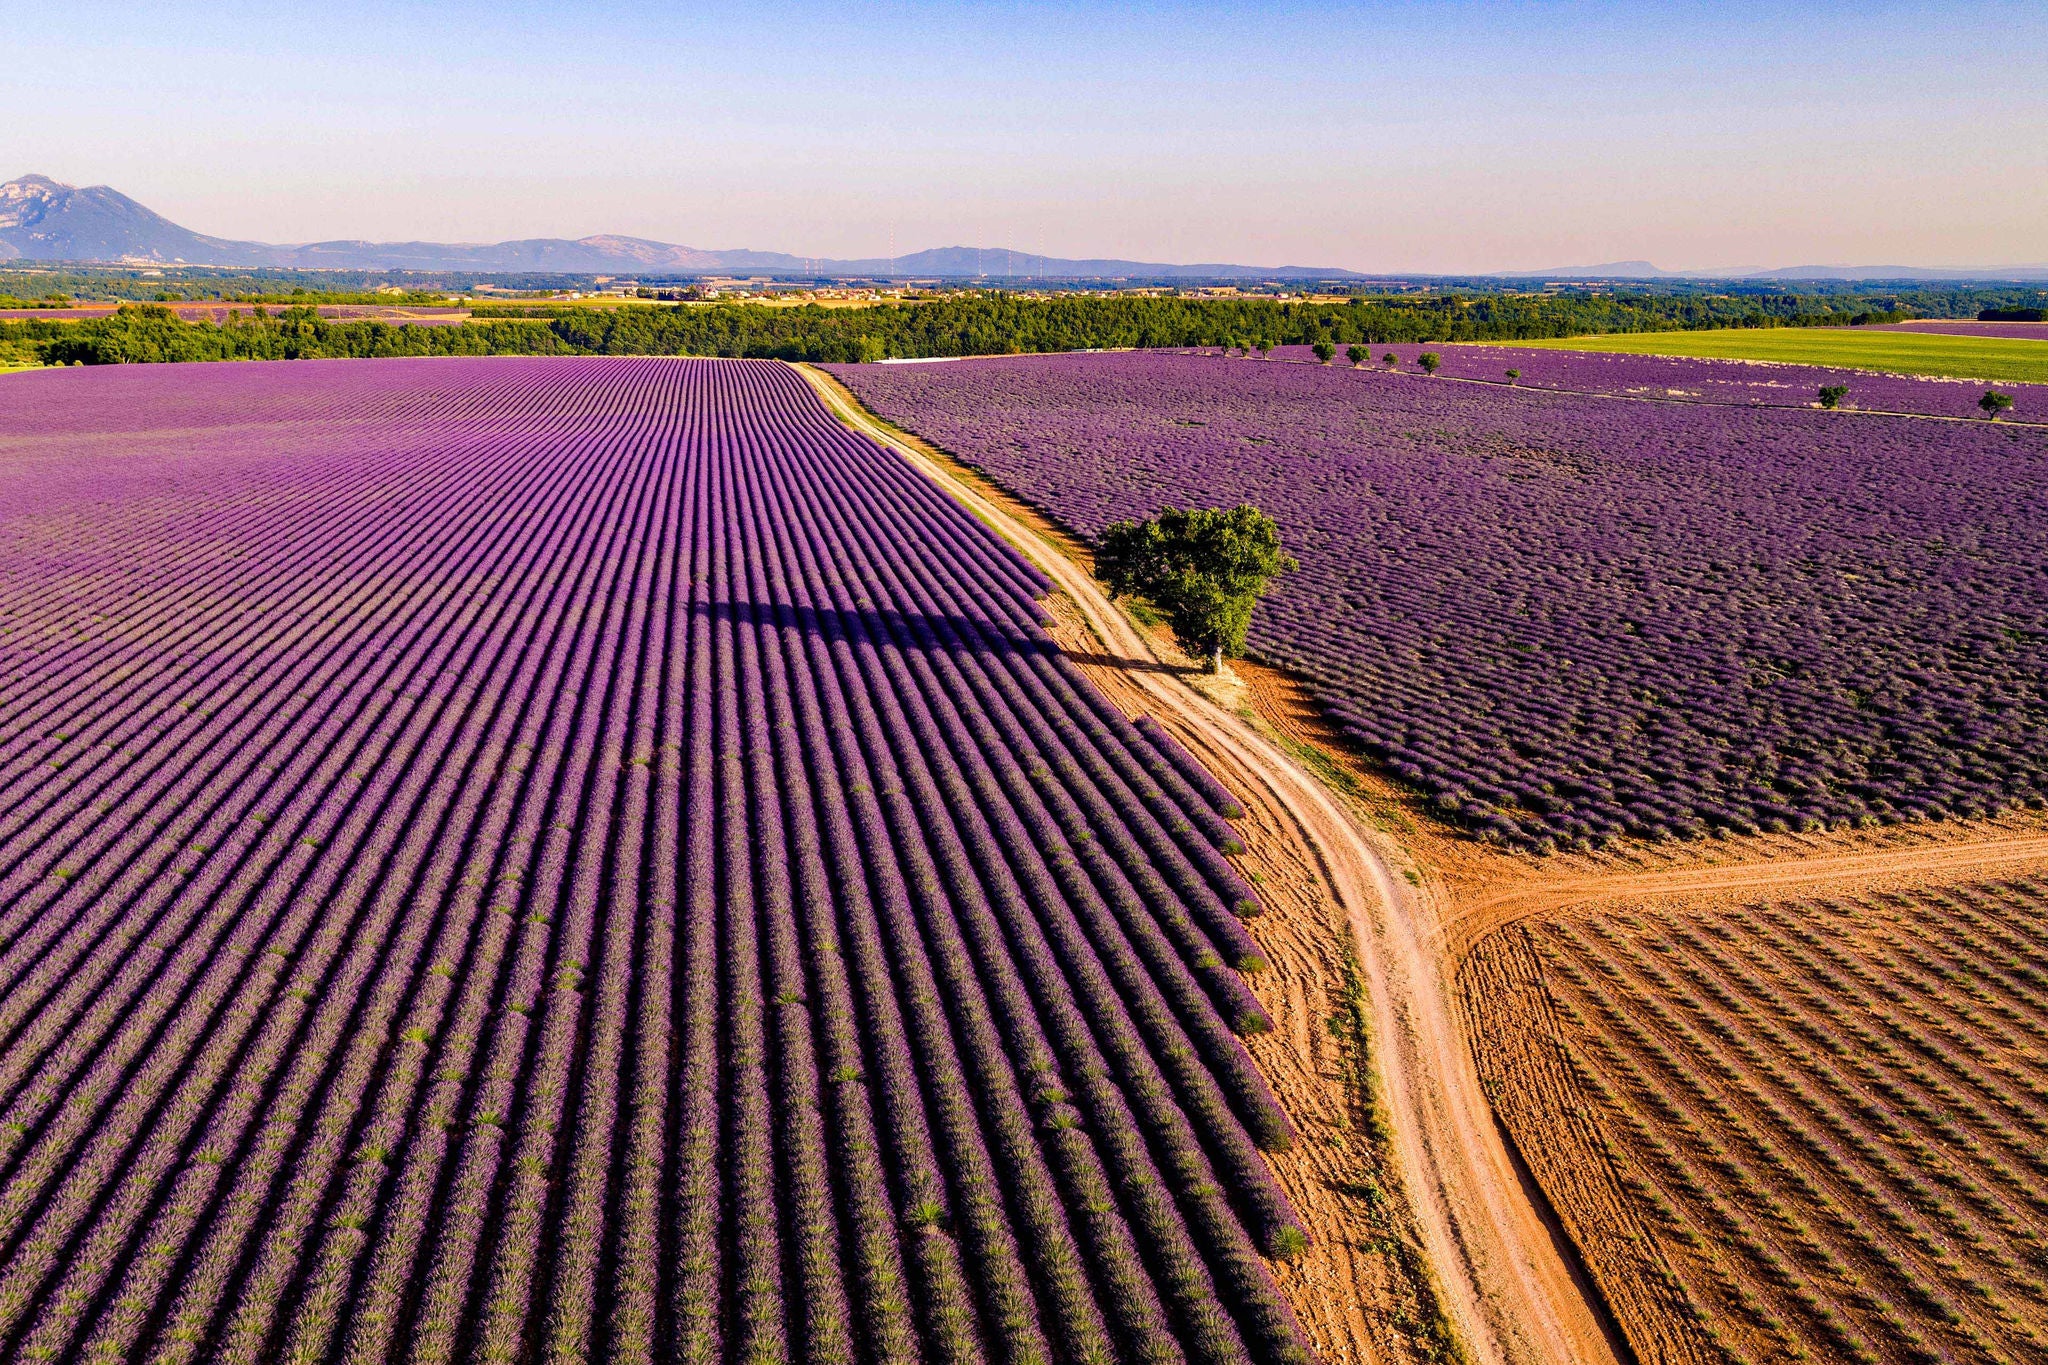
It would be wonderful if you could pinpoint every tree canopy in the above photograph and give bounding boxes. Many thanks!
[10,285,2027,368]
[1095,505,1297,672]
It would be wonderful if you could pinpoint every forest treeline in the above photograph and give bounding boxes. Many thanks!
[4,287,2038,366]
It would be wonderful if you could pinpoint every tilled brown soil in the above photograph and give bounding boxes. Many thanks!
[1462,878,2048,1365]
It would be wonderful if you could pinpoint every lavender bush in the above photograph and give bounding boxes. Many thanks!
[0,357,1306,1365]
[831,351,2048,853]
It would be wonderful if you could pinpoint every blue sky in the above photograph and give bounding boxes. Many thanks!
[10,1,2045,272]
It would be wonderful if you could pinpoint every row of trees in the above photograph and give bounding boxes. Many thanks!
[19,287,2048,368]
[1816,383,2016,417]
[472,289,1942,359]
[6,289,2000,367]
[12,307,573,365]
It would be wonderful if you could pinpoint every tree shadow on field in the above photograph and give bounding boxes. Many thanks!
[701,593,1192,679]
[1056,647,1182,677]
[702,593,1062,667]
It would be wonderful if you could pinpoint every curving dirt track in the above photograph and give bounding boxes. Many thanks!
[1444,834,2048,963]
[799,363,1622,1365]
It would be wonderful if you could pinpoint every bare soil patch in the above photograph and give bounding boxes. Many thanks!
[1463,877,2048,1365]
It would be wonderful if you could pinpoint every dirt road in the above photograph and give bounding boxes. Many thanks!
[1445,833,2048,961]
[799,364,1622,1365]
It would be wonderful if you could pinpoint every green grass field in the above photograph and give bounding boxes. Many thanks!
[1523,327,2048,385]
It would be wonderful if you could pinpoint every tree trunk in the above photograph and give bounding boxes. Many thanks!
[1210,643,1224,674]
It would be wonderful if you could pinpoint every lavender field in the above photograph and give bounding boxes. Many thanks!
[1224,344,2044,421]
[0,357,1306,1365]
[832,352,2048,853]
[1881,320,2048,341]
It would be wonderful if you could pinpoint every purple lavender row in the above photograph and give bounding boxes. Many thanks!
[0,405,618,1342]
[816,436,1282,1038]
[215,425,670,1365]
[729,440,873,1365]
[0,356,1320,1365]
[0,360,651,1358]
[766,442,1058,1365]
[768,399,1311,1358]
[0,371,608,818]
[1882,320,2048,341]
[805,430,1265,925]
[743,441,982,1365]
[0,366,651,1365]
[756,452,1238,1365]
[0,434,519,968]
[760,432,1130,1365]
[384,376,670,1365]
[1134,717,1248,821]
[805,425,1303,1178]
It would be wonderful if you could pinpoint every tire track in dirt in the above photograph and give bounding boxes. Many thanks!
[800,363,1621,1365]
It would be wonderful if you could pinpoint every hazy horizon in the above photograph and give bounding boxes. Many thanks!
[11,0,2046,276]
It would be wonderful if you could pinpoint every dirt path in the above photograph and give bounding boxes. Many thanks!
[1038,602,1450,1365]
[798,363,1622,1365]
[1445,834,2048,962]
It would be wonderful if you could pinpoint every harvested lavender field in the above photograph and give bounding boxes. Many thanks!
[1464,876,2048,1364]
[831,352,2048,853]
[0,357,1306,1365]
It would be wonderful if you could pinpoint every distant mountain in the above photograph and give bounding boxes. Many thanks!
[10,176,2046,283]
[0,174,1362,280]
[1510,257,2048,283]
[1739,262,2048,282]
[1508,261,1680,279]
[0,175,270,266]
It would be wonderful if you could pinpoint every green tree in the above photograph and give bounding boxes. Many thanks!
[1382,352,1398,367]
[1313,340,1336,364]
[1417,351,1441,374]
[1347,344,1367,367]
[1980,389,2015,418]
[1095,505,1297,673]
[1255,338,1274,358]
[1505,368,1521,384]
[1817,384,1848,409]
